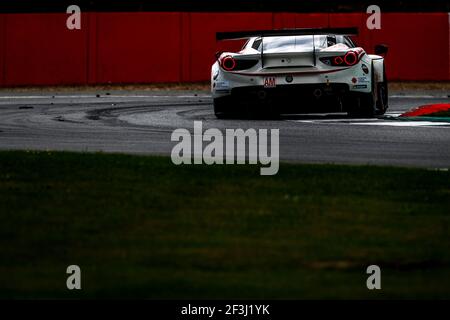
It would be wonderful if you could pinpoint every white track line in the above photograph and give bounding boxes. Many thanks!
[351,121,450,127]
[290,111,450,127]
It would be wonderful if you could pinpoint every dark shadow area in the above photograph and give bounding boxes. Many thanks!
[1,0,448,13]
[216,112,379,121]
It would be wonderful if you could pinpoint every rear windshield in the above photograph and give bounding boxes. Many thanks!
[257,35,329,52]
[251,35,355,52]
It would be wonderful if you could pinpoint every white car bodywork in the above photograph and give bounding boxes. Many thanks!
[211,29,387,117]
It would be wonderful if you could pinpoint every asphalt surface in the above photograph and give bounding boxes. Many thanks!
[0,90,449,168]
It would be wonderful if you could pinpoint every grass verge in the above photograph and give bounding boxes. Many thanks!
[0,151,449,299]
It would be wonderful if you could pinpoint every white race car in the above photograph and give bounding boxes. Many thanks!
[211,28,388,118]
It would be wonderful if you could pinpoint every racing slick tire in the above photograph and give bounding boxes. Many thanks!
[213,97,236,119]
[213,98,227,119]
[375,68,389,116]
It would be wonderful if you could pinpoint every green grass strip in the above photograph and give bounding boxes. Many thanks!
[0,151,449,299]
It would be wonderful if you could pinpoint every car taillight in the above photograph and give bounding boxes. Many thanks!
[219,55,258,71]
[333,56,343,65]
[344,51,357,66]
[320,50,362,67]
[221,56,236,71]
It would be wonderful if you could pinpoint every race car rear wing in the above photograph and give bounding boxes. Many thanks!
[216,27,359,41]
[216,27,358,68]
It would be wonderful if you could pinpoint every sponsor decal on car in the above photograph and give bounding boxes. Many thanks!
[216,81,230,89]
[358,77,370,83]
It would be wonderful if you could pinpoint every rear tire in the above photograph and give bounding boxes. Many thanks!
[375,69,388,115]
[346,92,375,117]
[213,97,231,119]
[360,92,377,117]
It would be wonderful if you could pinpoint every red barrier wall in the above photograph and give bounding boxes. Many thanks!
[0,12,448,86]
[0,14,5,86]
[367,13,450,80]
[3,13,88,86]
[95,12,182,83]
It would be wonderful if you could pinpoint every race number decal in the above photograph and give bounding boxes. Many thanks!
[263,77,276,88]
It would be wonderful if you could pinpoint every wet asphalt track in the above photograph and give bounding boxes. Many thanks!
[0,91,449,168]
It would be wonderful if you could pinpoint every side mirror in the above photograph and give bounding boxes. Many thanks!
[374,44,388,56]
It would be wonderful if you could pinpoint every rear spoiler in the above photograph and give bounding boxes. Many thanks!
[216,27,359,41]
